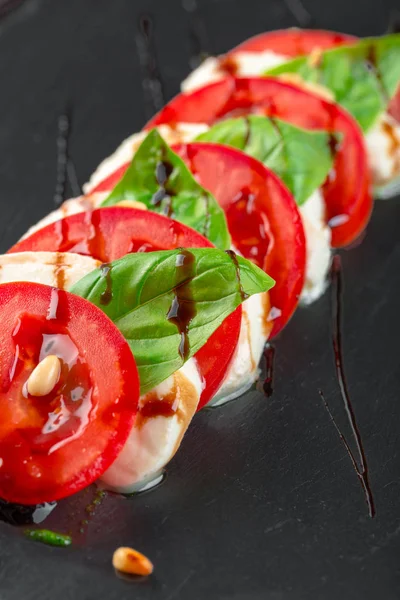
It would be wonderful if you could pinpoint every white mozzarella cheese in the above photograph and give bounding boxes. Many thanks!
[84,123,209,194]
[100,358,203,493]
[0,251,100,289]
[21,194,108,240]
[181,51,287,93]
[366,113,400,198]
[211,291,271,406]
[299,189,332,305]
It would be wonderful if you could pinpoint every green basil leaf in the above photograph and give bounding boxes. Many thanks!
[101,129,231,250]
[71,248,274,394]
[197,115,335,205]
[265,34,400,133]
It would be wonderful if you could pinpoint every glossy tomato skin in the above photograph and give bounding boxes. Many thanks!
[148,77,373,248]
[9,208,241,410]
[231,28,357,55]
[173,142,305,337]
[0,282,139,505]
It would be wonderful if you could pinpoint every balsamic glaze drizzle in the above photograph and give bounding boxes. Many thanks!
[136,15,165,119]
[182,0,210,69]
[54,108,81,206]
[152,158,175,217]
[263,344,275,398]
[243,116,252,147]
[365,44,390,106]
[327,255,375,518]
[99,263,113,306]
[167,250,197,361]
[225,250,249,302]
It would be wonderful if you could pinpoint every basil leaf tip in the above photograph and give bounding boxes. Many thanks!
[101,129,231,250]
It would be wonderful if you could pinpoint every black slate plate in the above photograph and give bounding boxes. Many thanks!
[0,1,400,599]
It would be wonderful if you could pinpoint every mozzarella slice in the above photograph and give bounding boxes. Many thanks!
[100,358,203,493]
[0,251,100,289]
[299,190,332,305]
[181,51,287,93]
[211,291,272,406]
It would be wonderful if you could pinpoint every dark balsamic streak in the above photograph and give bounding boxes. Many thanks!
[365,44,390,106]
[263,344,275,398]
[0,0,25,21]
[167,250,197,361]
[225,250,249,302]
[152,159,175,216]
[54,108,81,206]
[99,263,113,306]
[136,15,165,119]
[329,255,375,518]
[182,0,210,69]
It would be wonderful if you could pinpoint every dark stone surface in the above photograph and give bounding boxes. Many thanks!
[0,1,399,598]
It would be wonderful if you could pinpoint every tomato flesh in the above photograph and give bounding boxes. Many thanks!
[0,282,139,505]
[9,208,241,409]
[148,77,372,248]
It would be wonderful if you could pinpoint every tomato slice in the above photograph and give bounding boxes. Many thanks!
[9,208,241,410]
[0,281,139,505]
[231,28,357,55]
[231,28,400,126]
[172,142,305,336]
[147,77,372,248]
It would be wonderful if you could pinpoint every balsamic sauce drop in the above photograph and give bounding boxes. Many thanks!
[263,344,275,398]
[100,263,113,306]
[151,159,175,216]
[136,15,165,119]
[54,108,81,206]
[167,250,197,361]
[327,254,375,518]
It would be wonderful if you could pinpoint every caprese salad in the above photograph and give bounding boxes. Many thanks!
[0,26,397,532]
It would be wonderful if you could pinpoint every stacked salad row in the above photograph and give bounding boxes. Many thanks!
[1,28,399,506]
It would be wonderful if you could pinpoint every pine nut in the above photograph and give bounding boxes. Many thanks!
[112,546,153,576]
[117,200,147,210]
[27,355,61,397]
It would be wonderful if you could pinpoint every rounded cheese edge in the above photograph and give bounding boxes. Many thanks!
[99,358,203,493]
[0,251,100,289]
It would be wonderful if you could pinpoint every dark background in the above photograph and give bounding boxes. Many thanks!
[0,1,400,599]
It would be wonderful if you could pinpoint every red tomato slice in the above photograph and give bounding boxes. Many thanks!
[147,77,372,248]
[172,142,305,337]
[9,208,241,410]
[231,28,400,126]
[0,281,139,505]
[231,28,356,55]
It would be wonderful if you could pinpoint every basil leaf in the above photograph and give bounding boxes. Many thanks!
[266,34,400,133]
[197,115,335,205]
[101,129,231,250]
[71,248,274,394]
